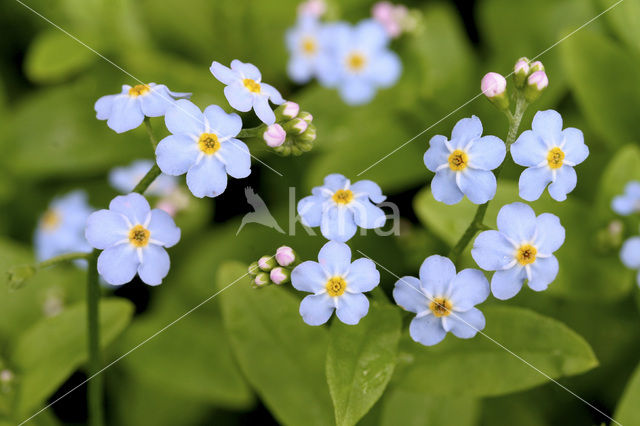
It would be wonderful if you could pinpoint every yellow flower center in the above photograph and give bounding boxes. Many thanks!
[448,149,468,171]
[198,133,221,155]
[128,84,150,97]
[346,52,366,72]
[547,147,565,169]
[128,225,150,248]
[41,209,60,231]
[301,37,317,55]
[332,189,354,205]
[429,297,452,317]
[243,78,261,93]
[516,244,537,266]
[326,277,347,297]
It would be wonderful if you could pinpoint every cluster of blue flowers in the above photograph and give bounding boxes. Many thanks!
[612,181,640,286]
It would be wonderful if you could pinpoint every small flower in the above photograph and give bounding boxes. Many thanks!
[85,193,180,285]
[472,202,565,300]
[612,181,640,215]
[392,255,489,346]
[297,173,387,242]
[270,267,290,285]
[109,159,177,197]
[424,116,506,205]
[524,70,548,102]
[95,83,190,133]
[34,191,93,262]
[276,246,296,266]
[620,236,640,287]
[263,124,287,147]
[511,110,588,202]
[155,100,250,198]
[210,60,285,124]
[286,16,331,84]
[291,241,380,325]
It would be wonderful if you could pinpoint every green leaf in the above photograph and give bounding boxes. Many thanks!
[11,298,134,417]
[217,262,333,426]
[594,144,640,221]
[380,389,478,426]
[614,360,640,425]
[393,306,597,397]
[326,304,401,426]
[600,0,640,52]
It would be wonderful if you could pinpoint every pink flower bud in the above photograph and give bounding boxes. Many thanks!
[527,70,548,90]
[282,101,300,119]
[254,272,270,287]
[275,246,296,266]
[270,267,290,285]
[292,119,308,134]
[298,0,326,18]
[263,124,286,147]
[372,2,409,38]
[529,61,544,72]
[481,72,507,98]
[514,58,530,76]
[258,256,276,271]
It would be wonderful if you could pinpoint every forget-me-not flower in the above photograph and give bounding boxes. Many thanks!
[210,60,285,125]
[286,16,328,84]
[472,202,565,300]
[424,116,506,205]
[291,240,380,325]
[109,159,178,197]
[95,83,190,133]
[155,100,251,198]
[511,110,589,202]
[392,255,489,346]
[612,181,640,215]
[85,193,181,285]
[35,191,93,261]
[620,236,640,287]
[297,173,386,242]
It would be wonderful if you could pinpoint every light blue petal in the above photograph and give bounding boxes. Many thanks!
[423,135,450,172]
[291,261,327,293]
[491,266,526,300]
[345,258,379,292]
[318,240,352,275]
[352,199,386,229]
[561,128,588,165]
[621,237,640,269]
[109,160,152,193]
[612,195,638,215]
[138,244,170,286]
[147,209,180,247]
[324,174,349,191]
[350,180,386,203]
[224,83,253,112]
[230,60,262,80]
[210,61,239,85]
[511,130,549,167]
[320,205,358,242]
[288,55,316,84]
[419,255,456,298]
[354,19,389,51]
[109,193,151,225]
[260,83,285,105]
[253,95,276,124]
[316,53,342,87]
[300,293,334,325]
[186,157,228,198]
[97,244,139,285]
[339,78,376,105]
[534,213,565,254]
[336,292,369,325]
[218,139,251,179]
[155,134,199,176]
[458,168,497,204]
[442,308,485,338]
[626,181,640,197]
[95,94,117,120]
[165,99,204,136]
[531,110,563,146]
[297,195,324,227]
[448,269,490,311]
[467,136,506,171]
[527,255,558,291]
[85,210,128,249]
[409,315,447,346]
[471,230,515,271]
[548,166,577,201]
[451,116,482,147]
[519,166,553,202]
[140,85,175,117]
[393,276,428,313]
[366,51,401,88]
[497,202,537,243]
[431,169,464,205]
[107,96,144,133]
[203,105,242,137]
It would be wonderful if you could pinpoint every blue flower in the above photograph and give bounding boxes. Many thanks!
[471,202,565,300]
[424,116,506,205]
[109,159,178,197]
[34,191,93,262]
[210,60,285,124]
[612,181,640,215]
[621,236,640,287]
[291,241,380,325]
[392,255,489,346]
[155,100,251,198]
[297,173,387,242]
[285,16,328,83]
[316,19,401,105]
[85,193,181,285]
[511,110,589,202]
[95,83,190,134]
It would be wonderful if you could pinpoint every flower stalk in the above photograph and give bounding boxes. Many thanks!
[86,249,104,426]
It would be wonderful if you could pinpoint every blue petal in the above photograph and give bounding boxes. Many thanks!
[210,61,239,85]
[288,56,316,84]
[442,308,485,338]
[291,261,327,293]
[186,157,228,198]
[352,198,386,229]
[203,105,242,137]
[297,195,324,227]
[316,53,342,87]
[345,258,379,292]
[107,96,144,133]
[230,60,262,80]
[224,83,253,112]
[85,210,128,249]
[336,292,369,325]
[393,276,428,313]
[95,94,117,120]
[354,19,389,51]
[253,96,276,124]
[548,166,577,201]
[527,255,558,291]
[138,244,170,286]
[626,181,640,197]
[366,51,401,88]
[448,269,490,311]
[148,209,180,247]
[471,230,515,271]
[621,237,640,269]
[260,83,285,105]
[423,135,450,172]
[320,205,358,242]
[534,213,564,254]
[457,168,497,204]
[519,166,553,202]
[431,169,464,205]
[497,202,537,243]
[490,266,526,300]
[218,139,251,179]
[324,173,349,191]
[531,109,563,146]
[300,293,334,325]
[165,99,204,136]
[339,78,376,105]
[109,193,151,225]
[612,195,638,215]
[156,134,199,176]
[511,130,548,167]
[140,85,175,117]
[97,244,139,285]
[409,315,446,346]
[318,240,352,275]
[419,255,456,298]
[350,180,386,203]
[467,136,505,171]
[451,116,482,148]
[561,128,588,165]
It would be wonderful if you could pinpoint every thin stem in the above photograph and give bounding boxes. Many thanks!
[132,164,161,194]
[86,249,104,426]
[237,126,263,139]
[37,252,89,269]
[143,117,158,149]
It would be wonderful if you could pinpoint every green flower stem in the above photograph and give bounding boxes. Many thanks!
[86,249,104,426]
[132,164,162,194]
[448,95,528,263]
[37,252,89,269]
[143,117,158,149]
[237,126,263,139]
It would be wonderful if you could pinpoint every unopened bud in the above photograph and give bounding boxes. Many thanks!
[248,261,260,276]
[297,111,313,124]
[299,125,317,143]
[258,256,276,271]
[284,118,308,135]
[275,246,296,267]
[7,264,36,290]
[524,71,548,102]
[254,272,270,287]
[275,101,300,121]
[270,267,290,285]
[514,57,530,88]
[529,61,544,72]
[481,72,509,111]
[263,124,286,147]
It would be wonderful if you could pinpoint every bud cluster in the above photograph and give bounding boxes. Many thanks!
[248,246,299,288]
[481,57,549,111]
[261,102,317,156]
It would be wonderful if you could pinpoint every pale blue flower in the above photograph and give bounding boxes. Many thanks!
[512,110,589,202]
[210,59,285,124]
[291,241,380,325]
[109,160,177,197]
[297,173,386,242]
[424,116,506,205]
[285,16,328,83]
[155,100,251,198]
[95,83,190,134]
[621,236,640,287]
[316,19,401,105]
[35,191,92,261]
[612,181,640,215]
[85,193,180,286]
[472,202,564,300]
[393,255,489,346]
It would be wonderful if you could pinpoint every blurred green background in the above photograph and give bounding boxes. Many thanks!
[1,0,640,424]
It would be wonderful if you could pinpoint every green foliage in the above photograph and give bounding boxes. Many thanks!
[380,389,479,426]
[614,360,640,425]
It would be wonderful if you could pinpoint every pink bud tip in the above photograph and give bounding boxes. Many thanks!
[372,2,409,38]
[283,102,300,119]
[514,59,529,75]
[270,267,288,285]
[528,71,548,90]
[258,256,272,270]
[481,72,507,97]
[292,119,309,134]
[275,246,295,266]
[254,275,269,286]
[264,124,286,147]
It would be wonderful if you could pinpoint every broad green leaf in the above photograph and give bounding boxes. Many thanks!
[614,361,640,425]
[326,304,401,426]
[11,298,134,417]
[393,306,597,397]
[217,262,333,426]
[594,144,640,221]
[600,0,640,52]
[380,389,478,426]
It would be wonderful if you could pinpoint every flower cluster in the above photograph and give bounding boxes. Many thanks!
[260,102,317,155]
[612,181,640,286]
[248,246,299,287]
